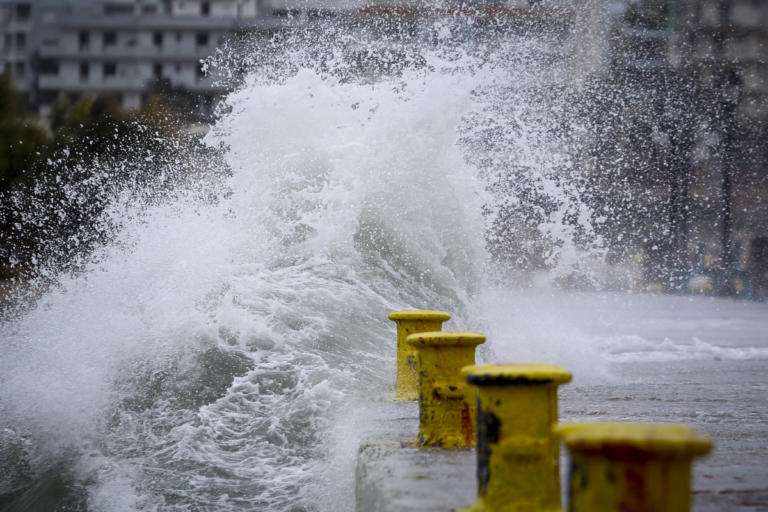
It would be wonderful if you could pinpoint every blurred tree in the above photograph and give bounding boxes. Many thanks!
[146,78,212,124]
[48,93,182,162]
[576,0,707,292]
[659,69,699,290]
[716,67,742,294]
[0,89,190,277]
[0,73,50,192]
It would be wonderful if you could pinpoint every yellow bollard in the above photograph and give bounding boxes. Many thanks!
[461,363,572,512]
[405,331,485,447]
[388,310,451,401]
[555,423,712,512]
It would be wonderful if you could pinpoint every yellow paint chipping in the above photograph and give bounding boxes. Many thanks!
[406,331,485,448]
[462,362,571,512]
[388,310,451,401]
[462,362,573,384]
[556,422,713,512]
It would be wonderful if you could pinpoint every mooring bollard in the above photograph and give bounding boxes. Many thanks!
[461,363,572,512]
[388,310,451,401]
[405,331,485,447]
[555,423,712,512]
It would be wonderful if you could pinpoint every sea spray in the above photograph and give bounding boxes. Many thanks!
[0,11,605,512]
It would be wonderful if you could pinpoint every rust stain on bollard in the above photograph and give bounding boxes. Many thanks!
[461,363,572,512]
[556,422,712,512]
[406,331,485,448]
[388,310,451,401]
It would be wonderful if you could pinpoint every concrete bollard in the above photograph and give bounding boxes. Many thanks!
[555,423,712,512]
[388,310,451,401]
[461,363,572,512]
[405,331,486,448]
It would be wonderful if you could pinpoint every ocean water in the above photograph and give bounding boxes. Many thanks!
[2,11,768,512]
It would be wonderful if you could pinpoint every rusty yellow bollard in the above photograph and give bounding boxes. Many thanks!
[461,363,572,512]
[405,331,485,447]
[555,423,712,512]
[388,310,451,401]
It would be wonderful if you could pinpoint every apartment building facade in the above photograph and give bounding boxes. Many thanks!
[669,0,768,122]
[0,0,287,116]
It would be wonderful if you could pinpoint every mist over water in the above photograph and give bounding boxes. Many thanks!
[1,16,502,511]
[1,7,766,512]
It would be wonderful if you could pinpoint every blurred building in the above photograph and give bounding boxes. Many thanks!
[668,0,768,282]
[596,0,767,292]
[0,0,287,116]
[669,1,768,121]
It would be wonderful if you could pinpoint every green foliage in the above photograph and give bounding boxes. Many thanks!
[48,93,183,165]
[0,76,186,195]
[0,73,50,190]
[0,76,205,276]
[146,78,209,124]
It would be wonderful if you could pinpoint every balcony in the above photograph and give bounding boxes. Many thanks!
[725,35,768,64]
[38,42,218,61]
[3,19,32,32]
[730,4,768,30]
[38,74,145,92]
[0,48,29,61]
[37,72,223,94]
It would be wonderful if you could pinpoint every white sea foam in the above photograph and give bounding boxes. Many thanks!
[601,336,768,363]
[3,13,766,512]
[0,43,494,511]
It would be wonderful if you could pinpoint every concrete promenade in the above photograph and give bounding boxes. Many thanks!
[355,400,475,512]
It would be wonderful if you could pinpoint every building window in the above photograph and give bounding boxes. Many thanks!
[196,64,205,82]
[103,61,117,77]
[14,61,25,76]
[15,32,26,49]
[201,2,210,16]
[16,4,31,20]
[79,62,89,82]
[153,62,162,79]
[79,31,90,50]
[104,4,132,15]
[153,31,163,47]
[39,58,59,75]
[176,32,182,43]
[103,31,117,46]
[196,32,208,47]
